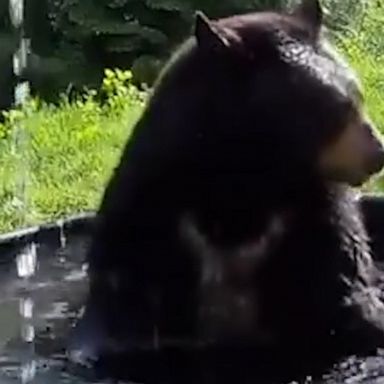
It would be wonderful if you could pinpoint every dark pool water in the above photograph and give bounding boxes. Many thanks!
[1,232,384,384]
[0,233,91,384]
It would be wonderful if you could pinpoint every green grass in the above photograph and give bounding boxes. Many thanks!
[333,2,384,192]
[2,5,384,233]
[0,69,145,233]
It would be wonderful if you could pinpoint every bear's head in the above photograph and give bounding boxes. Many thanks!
[193,0,384,187]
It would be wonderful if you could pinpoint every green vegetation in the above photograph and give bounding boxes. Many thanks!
[1,2,384,233]
[332,1,384,193]
[0,0,379,104]
[0,69,145,232]
[0,0,286,106]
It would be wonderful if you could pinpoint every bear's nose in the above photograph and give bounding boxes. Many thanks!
[367,147,384,175]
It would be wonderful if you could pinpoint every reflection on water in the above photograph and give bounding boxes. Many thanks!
[18,244,36,384]
[0,234,384,383]
[16,244,37,279]
[0,234,90,384]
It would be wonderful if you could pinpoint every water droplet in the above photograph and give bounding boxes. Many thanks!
[58,219,67,248]
[10,0,30,224]
[9,0,24,28]
[64,269,87,282]
[13,38,29,78]
[14,81,30,106]
[81,263,89,273]
[20,360,36,383]
[19,297,33,319]
[16,243,37,278]
[21,323,34,343]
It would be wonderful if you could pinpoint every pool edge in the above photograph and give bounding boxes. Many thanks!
[0,212,96,254]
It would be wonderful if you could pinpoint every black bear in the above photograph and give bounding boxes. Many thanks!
[69,0,384,382]
[360,194,384,263]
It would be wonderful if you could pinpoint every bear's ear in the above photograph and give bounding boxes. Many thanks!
[194,11,242,52]
[292,0,323,37]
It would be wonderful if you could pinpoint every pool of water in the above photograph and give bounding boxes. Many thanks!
[0,232,91,384]
[1,230,384,383]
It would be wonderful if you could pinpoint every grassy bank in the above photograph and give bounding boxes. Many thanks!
[0,69,145,232]
[1,6,384,233]
[335,2,384,193]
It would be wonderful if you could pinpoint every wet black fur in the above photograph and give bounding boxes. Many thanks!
[70,3,384,383]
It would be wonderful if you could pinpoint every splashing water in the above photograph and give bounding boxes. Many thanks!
[9,0,36,382]
[16,243,37,279]
[9,0,31,226]
[19,296,36,384]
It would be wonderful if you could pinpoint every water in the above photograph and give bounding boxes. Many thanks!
[9,0,31,226]
[0,232,383,384]
[0,234,90,384]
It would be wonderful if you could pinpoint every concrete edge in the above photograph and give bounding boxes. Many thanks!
[0,212,96,254]
[0,193,383,255]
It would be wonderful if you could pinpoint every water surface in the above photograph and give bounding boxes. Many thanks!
[0,233,384,383]
[0,234,90,384]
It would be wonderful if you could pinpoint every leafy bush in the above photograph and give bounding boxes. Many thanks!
[2,0,288,101]
[101,68,147,114]
[3,0,380,101]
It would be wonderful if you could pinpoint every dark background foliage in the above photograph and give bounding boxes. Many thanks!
[0,0,369,108]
